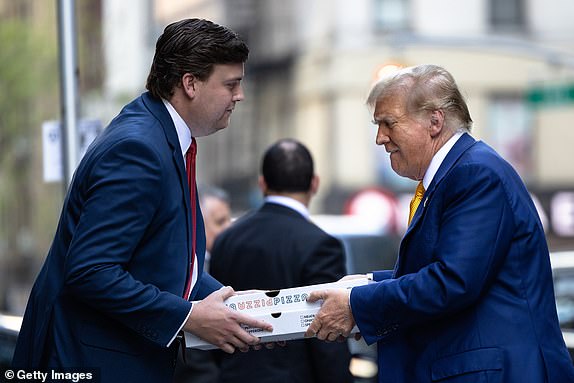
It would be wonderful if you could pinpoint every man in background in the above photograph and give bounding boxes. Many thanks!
[199,185,233,272]
[210,138,354,383]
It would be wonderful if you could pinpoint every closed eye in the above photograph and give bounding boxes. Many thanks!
[373,117,396,129]
[384,118,397,128]
[225,80,241,90]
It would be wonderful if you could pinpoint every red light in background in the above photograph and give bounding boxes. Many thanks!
[344,187,399,234]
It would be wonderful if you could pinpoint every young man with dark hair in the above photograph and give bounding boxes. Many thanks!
[13,19,270,383]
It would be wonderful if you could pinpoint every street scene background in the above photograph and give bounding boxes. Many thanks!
[1,0,574,333]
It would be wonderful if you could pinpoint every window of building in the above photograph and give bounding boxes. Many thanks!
[486,94,533,179]
[374,0,410,31]
[489,0,526,32]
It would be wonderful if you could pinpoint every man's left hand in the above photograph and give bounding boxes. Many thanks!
[304,288,355,342]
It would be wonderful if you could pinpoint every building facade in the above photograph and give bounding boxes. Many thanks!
[100,0,574,245]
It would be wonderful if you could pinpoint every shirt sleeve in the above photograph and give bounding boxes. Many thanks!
[167,304,194,347]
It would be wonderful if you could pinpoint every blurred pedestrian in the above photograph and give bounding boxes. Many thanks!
[210,138,354,383]
[12,18,272,383]
[173,184,232,383]
[199,185,233,271]
[305,64,574,382]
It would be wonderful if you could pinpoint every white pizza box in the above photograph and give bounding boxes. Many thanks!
[217,277,370,314]
[186,277,370,350]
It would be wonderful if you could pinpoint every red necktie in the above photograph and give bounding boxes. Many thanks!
[183,139,197,299]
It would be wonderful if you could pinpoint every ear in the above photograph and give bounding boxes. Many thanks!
[429,109,445,137]
[310,174,320,195]
[258,175,268,195]
[181,73,197,98]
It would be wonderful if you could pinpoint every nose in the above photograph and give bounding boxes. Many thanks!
[376,125,389,146]
[233,85,245,102]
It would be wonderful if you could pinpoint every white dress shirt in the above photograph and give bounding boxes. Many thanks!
[265,195,310,219]
[422,131,465,189]
[162,99,197,346]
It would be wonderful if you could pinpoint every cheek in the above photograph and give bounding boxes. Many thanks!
[390,153,403,166]
[389,151,409,176]
[214,90,233,104]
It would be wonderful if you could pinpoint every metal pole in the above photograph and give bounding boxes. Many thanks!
[57,0,79,189]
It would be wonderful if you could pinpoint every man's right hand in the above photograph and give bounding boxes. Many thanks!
[183,286,273,354]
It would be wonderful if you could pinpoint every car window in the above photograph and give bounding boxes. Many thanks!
[554,268,574,330]
[337,234,400,275]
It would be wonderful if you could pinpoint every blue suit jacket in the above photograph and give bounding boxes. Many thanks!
[12,93,222,382]
[351,133,574,382]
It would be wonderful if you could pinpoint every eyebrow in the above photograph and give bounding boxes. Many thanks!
[224,76,243,83]
[372,116,395,125]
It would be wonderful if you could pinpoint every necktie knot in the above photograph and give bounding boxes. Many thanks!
[186,139,197,164]
[408,181,425,225]
[185,140,197,182]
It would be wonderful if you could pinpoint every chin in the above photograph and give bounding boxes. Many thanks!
[390,163,402,176]
[392,167,411,180]
[206,124,227,136]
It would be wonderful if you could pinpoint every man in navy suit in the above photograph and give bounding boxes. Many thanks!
[209,139,354,383]
[13,19,271,382]
[305,65,574,382]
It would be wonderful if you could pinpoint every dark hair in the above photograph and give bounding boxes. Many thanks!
[261,139,314,193]
[146,18,249,100]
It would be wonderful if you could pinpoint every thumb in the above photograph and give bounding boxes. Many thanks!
[307,290,324,303]
[238,313,273,332]
[218,285,235,300]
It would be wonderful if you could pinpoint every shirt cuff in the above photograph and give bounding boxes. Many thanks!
[166,304,194,348]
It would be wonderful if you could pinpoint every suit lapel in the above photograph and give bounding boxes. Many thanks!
[141,92,195,268]
[395,133,477,276]
[425,133,476,199]
[408,133,476,232]
[141,93,186,191]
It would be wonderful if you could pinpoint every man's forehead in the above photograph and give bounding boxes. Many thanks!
[374,96,405,116]
[210,63,244,80]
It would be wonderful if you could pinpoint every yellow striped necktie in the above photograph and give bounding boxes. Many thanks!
[408,181,425,225]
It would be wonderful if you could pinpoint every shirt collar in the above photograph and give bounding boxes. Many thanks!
[162,99,192,160]
[264,195,309,219]
[423,131,465,189]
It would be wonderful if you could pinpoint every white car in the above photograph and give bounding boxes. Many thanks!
[0,313,22,368]
[550,251,574,361]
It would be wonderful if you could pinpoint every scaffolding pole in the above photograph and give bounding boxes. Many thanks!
[57,0,79,189]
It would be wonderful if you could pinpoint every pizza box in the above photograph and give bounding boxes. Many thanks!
[186,277,370,350]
